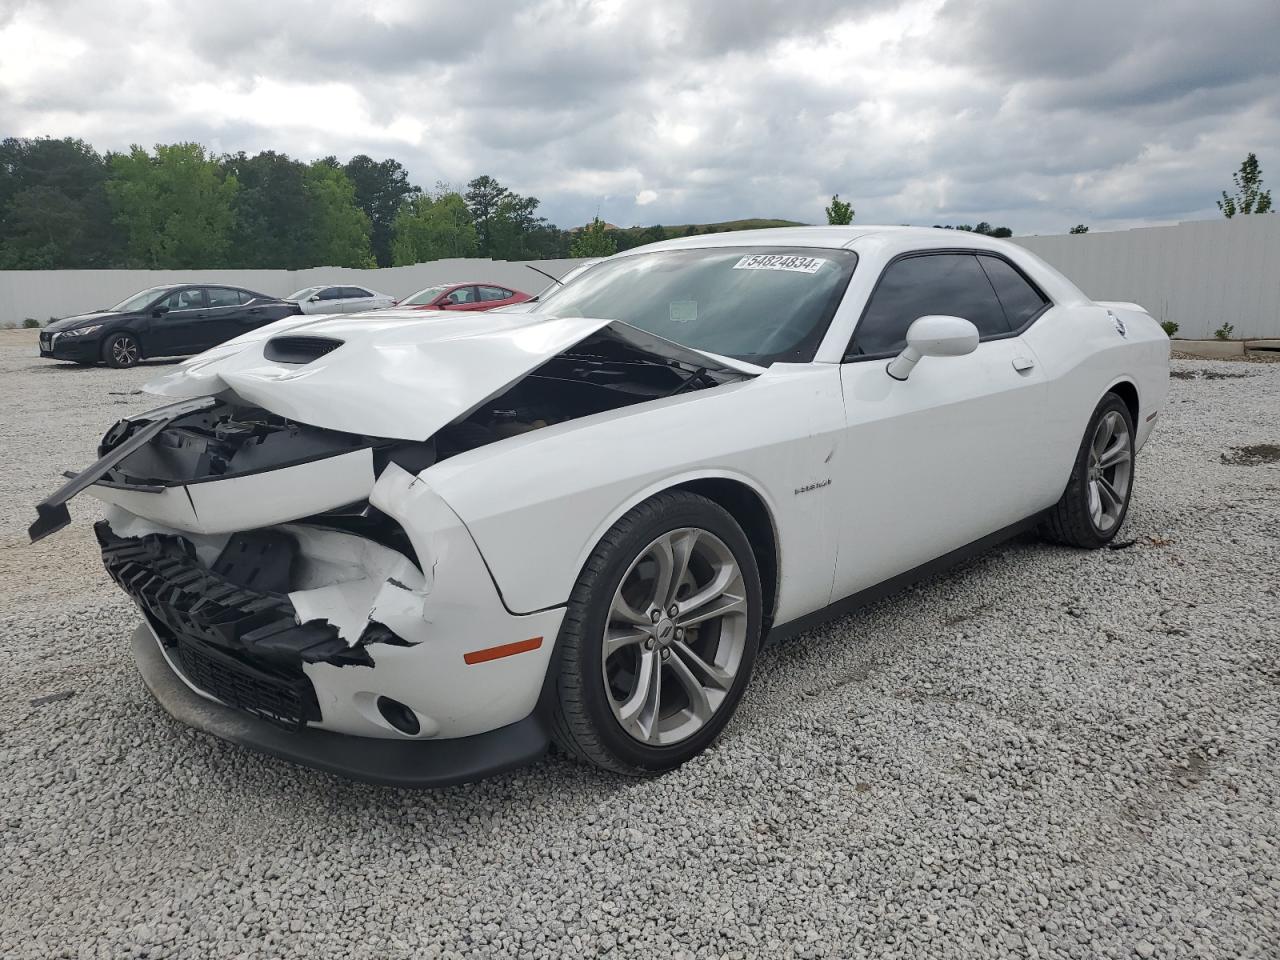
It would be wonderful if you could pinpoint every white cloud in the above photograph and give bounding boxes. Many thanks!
[635,189,658,205]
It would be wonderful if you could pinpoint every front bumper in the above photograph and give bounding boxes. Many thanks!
[131,624,550,787]
[39,331,102,362]
[96,509,564,736]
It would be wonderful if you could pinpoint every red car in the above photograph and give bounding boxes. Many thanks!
[396,282,532,312]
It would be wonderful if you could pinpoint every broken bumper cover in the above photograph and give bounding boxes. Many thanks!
[130,624,550,787]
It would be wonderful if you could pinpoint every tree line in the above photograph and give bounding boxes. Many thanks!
[0,137,601,270]
[0,136,799,270]
[5,136,1270,271]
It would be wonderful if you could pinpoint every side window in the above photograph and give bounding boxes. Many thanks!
[849,254,1011,358]
[161,288,206,311]
[978,256,1049,329]
[446,286,478,304]
[477,285,508,302]
[317,287,345,301]
[344,287,373,299]
[205,287,241,308]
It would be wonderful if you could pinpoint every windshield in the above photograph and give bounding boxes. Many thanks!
[287,286,323,301]
[401,284,450,306]
[535,246,857,365]
[110,286,172,313]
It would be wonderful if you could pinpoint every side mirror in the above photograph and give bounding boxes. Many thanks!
[152,306,169,318]
[886,315,979,381]
[308,295,321,303]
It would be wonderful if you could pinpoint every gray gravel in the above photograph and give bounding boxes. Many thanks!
[2,328,1278,959]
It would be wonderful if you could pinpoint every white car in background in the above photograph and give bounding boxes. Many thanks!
[31,226,1169,787]
[286,284,396,314]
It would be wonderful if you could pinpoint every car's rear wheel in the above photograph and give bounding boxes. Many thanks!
[103,332,142,369]
[1042,393,1135,548]
[549,490,762,775]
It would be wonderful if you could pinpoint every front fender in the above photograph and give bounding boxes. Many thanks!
[418,365,846,621]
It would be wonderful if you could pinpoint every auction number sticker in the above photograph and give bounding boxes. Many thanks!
[733,254,827,274]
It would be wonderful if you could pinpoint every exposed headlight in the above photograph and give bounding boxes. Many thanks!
[61,325,103,337]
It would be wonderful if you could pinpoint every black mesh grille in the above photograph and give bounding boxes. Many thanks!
[173,637,316,728]
[263,335,343,364]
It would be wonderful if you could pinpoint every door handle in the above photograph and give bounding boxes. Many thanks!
[1012,356,1035,372]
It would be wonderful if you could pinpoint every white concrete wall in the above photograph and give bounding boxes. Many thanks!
[0,258,589,327]
[1013,215,1280,339]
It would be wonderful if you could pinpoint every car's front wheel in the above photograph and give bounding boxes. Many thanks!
[549,490,762,775]
[103,332,142,369]
[1042,392,1136,548]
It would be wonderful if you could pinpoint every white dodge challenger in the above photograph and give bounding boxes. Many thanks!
[31,227,1169,786]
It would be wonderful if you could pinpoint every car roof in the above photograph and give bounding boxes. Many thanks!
[614,225,1020,256]
[412,281,516,289]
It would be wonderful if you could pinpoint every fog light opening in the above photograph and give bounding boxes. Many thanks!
[375,696,421,736]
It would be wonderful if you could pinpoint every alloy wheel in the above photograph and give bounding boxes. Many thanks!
[602,527,749,746]
[1087,410,1132,531]
[111,336,140,367]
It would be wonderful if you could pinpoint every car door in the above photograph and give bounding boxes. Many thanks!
[439,285,483,311]
[148,287,208,355]
[195,286,251,349]
[313,286,348,313]
[342,286,381,311]
[477,285,515,310]
[832,251,1053,599]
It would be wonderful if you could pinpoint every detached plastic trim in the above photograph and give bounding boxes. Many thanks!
[131,624,550,788]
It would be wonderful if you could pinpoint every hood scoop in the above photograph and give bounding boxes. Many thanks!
[263,335,345,364]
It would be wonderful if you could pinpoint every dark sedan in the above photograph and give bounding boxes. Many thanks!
[39,284,302,368]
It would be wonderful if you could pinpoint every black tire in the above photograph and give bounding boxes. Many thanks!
[549,490,763,775]
[1042,393,1136,548]
[102,332,143,369]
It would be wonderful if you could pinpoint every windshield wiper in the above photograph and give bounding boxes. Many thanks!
[662,366,712,398]
[525,264,564,290]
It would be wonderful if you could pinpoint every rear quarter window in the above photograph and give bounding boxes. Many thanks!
[978,256,1049,329]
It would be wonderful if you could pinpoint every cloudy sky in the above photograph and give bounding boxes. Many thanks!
[2,0,1278,234]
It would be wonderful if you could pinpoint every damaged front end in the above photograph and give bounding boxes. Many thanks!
[30,317,751,782]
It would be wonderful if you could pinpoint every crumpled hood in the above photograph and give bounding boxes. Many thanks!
[46,311,116,332]
[143,311,756,441]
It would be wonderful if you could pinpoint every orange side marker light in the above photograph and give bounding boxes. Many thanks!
[463,636,544,665]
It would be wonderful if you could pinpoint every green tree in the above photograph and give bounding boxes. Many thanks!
[825,194,854,225]
[934,222,1013,237]
[518,222,570,259]
[487,192,546,259]
[223,150,312,268]
[106,143,239,268]
[1218,152,1273,217]
[464,175,511,255]
[300,161,375,267]
[1069,224,1089,234]
[390,190,478,264]
[569,217,618,257]
[343,155,420,266]
[969,221,1013,238]
[0,137,119,268]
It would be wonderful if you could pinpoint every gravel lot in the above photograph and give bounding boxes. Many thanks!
[2,328,1278,959]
